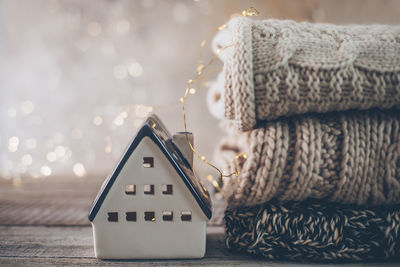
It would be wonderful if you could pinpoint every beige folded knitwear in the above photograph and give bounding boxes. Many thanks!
[210,18,400,131]
[217,109,400,207]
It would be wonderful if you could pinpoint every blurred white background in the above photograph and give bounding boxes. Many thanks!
[1,0,400,184]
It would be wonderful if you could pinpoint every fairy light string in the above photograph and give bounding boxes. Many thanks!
[181,7,259,192]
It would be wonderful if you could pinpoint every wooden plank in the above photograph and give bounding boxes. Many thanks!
[0,226,92,258]
[1,258,400,267]
[1,226,398,266]
[0,226,231,259]
[0,225,270,266]
[0,225,285,266]
[0,257,306,267]
[0,176,102,225]
[0,176,225,226]
[0,226,237,259]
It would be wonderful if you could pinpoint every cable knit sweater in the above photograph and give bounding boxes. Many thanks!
[217,109,400,207]
[225,200,400,261]
[211,18,400,131]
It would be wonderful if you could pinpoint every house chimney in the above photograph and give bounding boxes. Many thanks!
[172,132,194,167]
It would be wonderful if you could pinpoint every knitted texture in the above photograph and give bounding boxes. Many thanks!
[217,109,400,207]
[225,200,400,262]
[212,18,400,131]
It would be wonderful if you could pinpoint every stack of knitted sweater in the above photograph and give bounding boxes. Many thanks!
[208,17,400,261]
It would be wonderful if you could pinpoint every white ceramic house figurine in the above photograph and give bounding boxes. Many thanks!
[88,114,212,259]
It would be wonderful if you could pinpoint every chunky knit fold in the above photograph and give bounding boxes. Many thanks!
[211,18,400,131]
[217,109,400,207]
[225,200,400,261]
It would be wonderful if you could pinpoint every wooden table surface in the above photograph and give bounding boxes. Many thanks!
[1,177,399,266]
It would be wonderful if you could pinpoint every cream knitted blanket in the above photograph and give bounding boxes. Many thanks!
[211,18,400,131]
[217,109,400,207]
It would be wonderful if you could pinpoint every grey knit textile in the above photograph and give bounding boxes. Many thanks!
[211,18,400,131]
[225,200,400,262]
[211,17,400,263]
[217,109,400,207]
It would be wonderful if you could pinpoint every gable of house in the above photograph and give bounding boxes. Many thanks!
[93,135,208,224]
[88,115,212,222]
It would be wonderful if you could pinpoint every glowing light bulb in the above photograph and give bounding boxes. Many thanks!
[21,154,33,166]
[46,152,57,162]
[21,101,34,115]
[9,136,19,147]
[128,62,143,77]
[113,115,124,126]
[120,111,128,119]
[55,146,66,157]
[30,171,41,179]
[8,136,19,152]
[73,163,86,177]
[105,145,112,153]
[93,116,103,126]
[40,165,52,176]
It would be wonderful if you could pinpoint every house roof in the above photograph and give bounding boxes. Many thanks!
[88,114,212,221]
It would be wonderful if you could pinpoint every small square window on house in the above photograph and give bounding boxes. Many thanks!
[162,184,173,195]
[143,157,154,168]
[144,211,155,222]
[144,184,154,195]
[181,211,192,222]
[162,211,173,221]
[126,212,137,222]
[107,212,118,222]
[125,184,136,195]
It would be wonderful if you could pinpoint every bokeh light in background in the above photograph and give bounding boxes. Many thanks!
[1,0,400,183]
